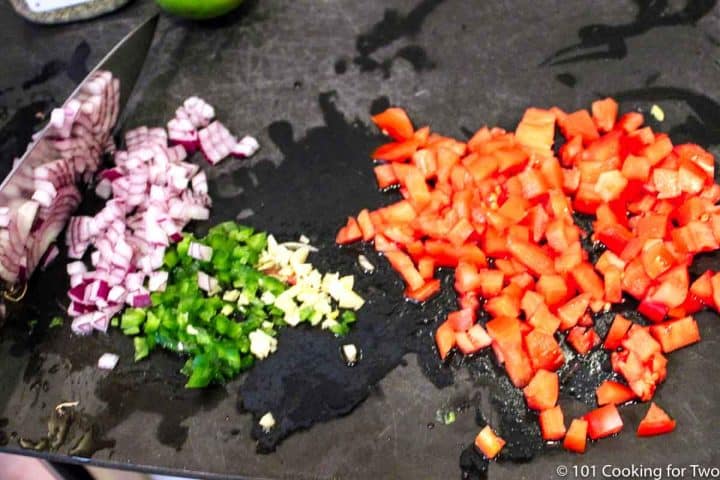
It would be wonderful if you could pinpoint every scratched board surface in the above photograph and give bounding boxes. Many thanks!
[0,1,720,479]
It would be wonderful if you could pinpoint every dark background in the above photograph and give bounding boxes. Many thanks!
[0,1,719,478]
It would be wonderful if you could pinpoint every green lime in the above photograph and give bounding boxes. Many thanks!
[155,0,244,19]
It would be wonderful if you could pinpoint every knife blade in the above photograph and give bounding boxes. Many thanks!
[0,14,158,296]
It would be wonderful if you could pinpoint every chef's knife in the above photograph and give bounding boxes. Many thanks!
[0,14,158,300]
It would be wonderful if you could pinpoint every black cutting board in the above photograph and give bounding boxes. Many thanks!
[1,1,719,478]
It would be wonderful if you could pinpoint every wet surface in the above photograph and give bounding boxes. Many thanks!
[0,1,719,479]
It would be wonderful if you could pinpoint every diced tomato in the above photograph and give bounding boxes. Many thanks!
[336,216,363,244]
[648,265,688,309]
[515,108,556,152]
[417,256,435,281]
[622,326,662,362]
[474,425,506,459]
[557,293,591,331]
[690,270,714,305]
[596,224,633,255]
[622,258,652,299]
[559,110,599,143]
[447,308,476,332]
[712,272,720,310]
[384,250,425,291]
[523,369,559,411]
[496,147,529,174]
[485,295,521,318]
[487,316,534,387]
[462,323,493,352]
[563,419,588,454]
[596,380,636,406]
[467,127,491,153]
[372,139,419,162]
[596,250,626,275]
[642,134,673,166]
[641,239,674,279]
[435,320,455,360]
[476,269,504,297]
[604,314,632,350]
[637,402,676,437]
[524,329,564,371]
[374,164,399,189]
[584,404,623,440]
[455,261,480,294]
[507,236,555,276]
[528,304,560,334]
[381,200,417,224]
[649,316,700,353]
[653,168,681,199]
[405,278,441,302]
[617,112,644,132]
[571,263,605,300]
[539,405,567,441]
[372,107,414,141]
[413,148,437,179]
[404,166,431,209]
[356,209,375,241]
[592,98,618,132]
[621,154,651,182]
[595,170,628,202]
[536,274,568,307]
[603,267,623,303]
[567,326,600,355]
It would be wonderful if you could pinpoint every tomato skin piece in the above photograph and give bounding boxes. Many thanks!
[523,369,559,411]
[584,404,624,440]
[649,316,700,353]
[372,107,414,141]
[596,380,636,406]
[405,278,441,302]
[474,425,506,459]
[637,402,676,437]
[563,419,589,454]
[604,314,632,350]
[539,405,567,441]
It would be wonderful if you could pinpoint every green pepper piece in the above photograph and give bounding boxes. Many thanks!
[164,249,179,268]
[341,311,357,324]
[134,337,150,361]
[144,311,161,334]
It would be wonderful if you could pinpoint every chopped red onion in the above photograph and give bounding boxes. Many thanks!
[148,271,168,292]
[231,135,260,159]
[197,271,218,293]
[198,121,236,165]
[188,241,213,261]
[37,244,59,271]
[97,352,119,370]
